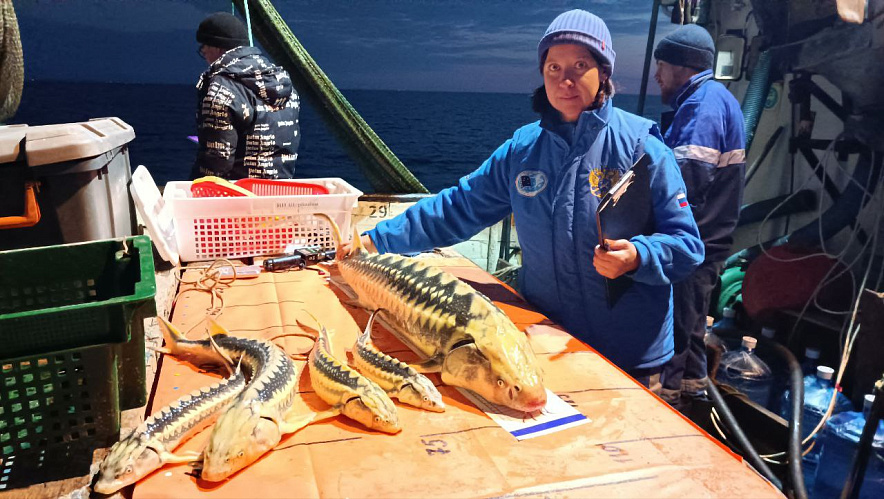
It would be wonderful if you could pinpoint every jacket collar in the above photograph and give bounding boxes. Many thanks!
[540,99,612,140]
[671,69,714,110]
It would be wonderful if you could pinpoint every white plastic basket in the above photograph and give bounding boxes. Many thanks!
[163,177,362,262]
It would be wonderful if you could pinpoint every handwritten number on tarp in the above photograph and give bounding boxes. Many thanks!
[421,438,450,456]
[558,393,578,408]
[599,444,632,464]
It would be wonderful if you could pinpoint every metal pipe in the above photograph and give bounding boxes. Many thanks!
[636,0,661,117]
[745,126,785,186]
[840,377,884,499]
[499,214,513,262]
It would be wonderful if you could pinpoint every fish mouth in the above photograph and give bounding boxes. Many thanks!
[513,391,548,413]
[521,400,547,413]
[199,467,233,482]
[381,424,403,434]
[93,480,123,495]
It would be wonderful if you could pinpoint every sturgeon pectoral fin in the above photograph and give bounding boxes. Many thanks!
[162,450,203,464]
[311,407,343,423]
[440,343,492,387]
[278,411,319,434]
[410,355,444,374]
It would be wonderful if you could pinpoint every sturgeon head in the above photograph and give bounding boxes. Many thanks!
[94,436,162,494]
[341,381,402,434]
[442,311,546,413]
[200,400,280,482]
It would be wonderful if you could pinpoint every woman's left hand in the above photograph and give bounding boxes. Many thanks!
[593,239,640,279]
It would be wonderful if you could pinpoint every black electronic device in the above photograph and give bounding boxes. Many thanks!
[263,246,336,271]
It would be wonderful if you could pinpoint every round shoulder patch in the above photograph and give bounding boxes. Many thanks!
[515,170,548,197]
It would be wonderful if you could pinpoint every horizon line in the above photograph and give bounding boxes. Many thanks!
[24,79,662,97]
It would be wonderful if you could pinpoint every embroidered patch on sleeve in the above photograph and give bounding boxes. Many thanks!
[677,192,688,208]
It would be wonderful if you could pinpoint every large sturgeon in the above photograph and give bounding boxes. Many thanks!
[315,214,546,413]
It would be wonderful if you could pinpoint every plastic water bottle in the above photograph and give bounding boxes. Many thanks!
[712,307,738,335]
[717,336,773,407]
[711,307,741,352]
[801,347,821,376]
[781,365,854,487]
[771,347,822,415]
[813,395,884,499]
[704,316,728,352]
[759,326,789,414]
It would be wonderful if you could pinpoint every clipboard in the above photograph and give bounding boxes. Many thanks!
[595,153,653,307]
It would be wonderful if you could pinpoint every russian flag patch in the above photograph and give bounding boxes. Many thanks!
[677,193,688,208]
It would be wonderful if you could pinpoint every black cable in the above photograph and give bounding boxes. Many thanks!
[840,377,884,499]
[766,341,808,499]
[706,380,783,490]
[707,328,805,495]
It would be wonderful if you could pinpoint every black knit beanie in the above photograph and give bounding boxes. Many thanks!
[653,24,715,71]
[196,12,249,50]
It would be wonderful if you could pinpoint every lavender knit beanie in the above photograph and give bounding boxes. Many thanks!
[537,10,615,76]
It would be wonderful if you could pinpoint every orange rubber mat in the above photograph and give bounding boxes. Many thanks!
[133,256,783,498]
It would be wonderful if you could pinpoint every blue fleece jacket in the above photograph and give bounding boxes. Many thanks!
[368,100,704,370]
[663,70,745,265]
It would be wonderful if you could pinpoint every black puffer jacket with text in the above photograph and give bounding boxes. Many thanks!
[194,46,300,179]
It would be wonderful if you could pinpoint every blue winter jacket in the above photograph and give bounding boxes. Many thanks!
[663,70,745,265]
[368,100,704,371]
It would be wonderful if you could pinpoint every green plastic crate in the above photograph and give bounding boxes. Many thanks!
[0,237,155,464]
[0,236,155,358]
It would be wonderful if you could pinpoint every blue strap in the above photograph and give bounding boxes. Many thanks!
[232,1,255,46]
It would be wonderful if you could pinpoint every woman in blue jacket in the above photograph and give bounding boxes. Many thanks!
[358,10,704,388]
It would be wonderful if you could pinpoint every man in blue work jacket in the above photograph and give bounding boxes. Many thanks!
[654,25,746,411]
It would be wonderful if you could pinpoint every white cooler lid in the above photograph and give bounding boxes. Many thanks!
[25,117,135,166]
[0,124,27,163]
[130,165,180,266]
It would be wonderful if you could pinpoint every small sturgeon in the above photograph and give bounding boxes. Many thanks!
[316,213,546,413]
[157,317,313,482]
[353,309,445,412]
[306,313,401,433]
[93,357,246,494]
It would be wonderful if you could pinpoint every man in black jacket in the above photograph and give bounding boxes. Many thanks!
[193,12,300,179]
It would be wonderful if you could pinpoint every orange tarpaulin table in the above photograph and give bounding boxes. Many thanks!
[133,256,783,498]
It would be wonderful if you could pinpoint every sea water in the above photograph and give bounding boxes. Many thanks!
[12,82,669,193]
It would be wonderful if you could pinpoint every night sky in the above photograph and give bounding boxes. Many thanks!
[16,0,676,94]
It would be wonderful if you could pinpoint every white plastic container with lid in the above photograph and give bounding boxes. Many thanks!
[132,169,363,263]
